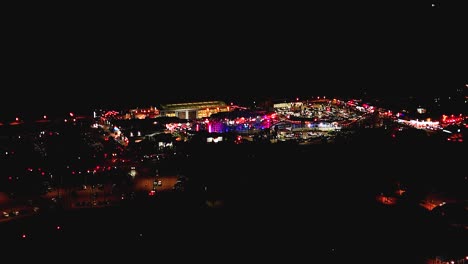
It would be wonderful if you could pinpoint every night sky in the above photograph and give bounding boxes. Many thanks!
[2,2,466,116]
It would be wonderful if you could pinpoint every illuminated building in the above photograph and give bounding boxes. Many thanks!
[129,107,160,119]
[159,101,230,120]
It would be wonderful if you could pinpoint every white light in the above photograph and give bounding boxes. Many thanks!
[432,3,435,7]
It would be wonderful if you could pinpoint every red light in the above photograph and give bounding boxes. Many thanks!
[22,234,26,239]
[56,226,61,230]
[15,117,19,121]
[8,176,12,180]
[69,112,74,117]
[43,115,47,119]
[41,172,45,176]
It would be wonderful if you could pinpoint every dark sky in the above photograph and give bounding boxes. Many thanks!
[2,2,466,116]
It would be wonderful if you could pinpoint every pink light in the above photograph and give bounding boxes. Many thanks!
[208,124,212,133]
[22,234,26,239]
[56,226,61,230]
[15,117,19,121]
[43,115,47,119]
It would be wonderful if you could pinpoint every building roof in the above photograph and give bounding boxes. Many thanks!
[160,101,227,111]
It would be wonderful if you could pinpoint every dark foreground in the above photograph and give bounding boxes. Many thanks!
[1,142,466,263]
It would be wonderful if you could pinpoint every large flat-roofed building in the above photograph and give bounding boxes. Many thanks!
[159,101,230,120]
